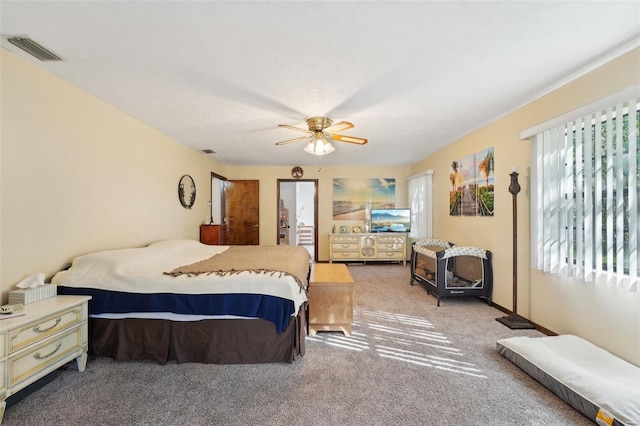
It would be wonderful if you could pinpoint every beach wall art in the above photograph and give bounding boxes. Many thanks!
[449,147,494,217]
[333,178,395,220]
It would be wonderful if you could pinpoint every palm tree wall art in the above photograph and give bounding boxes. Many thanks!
[449,147,494,216]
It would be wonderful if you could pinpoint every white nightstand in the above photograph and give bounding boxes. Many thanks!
[0,295,91,423]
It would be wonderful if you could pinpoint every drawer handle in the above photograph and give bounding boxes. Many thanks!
[33,317,62,333]
[34,342,62,360]
[341,244,350,248]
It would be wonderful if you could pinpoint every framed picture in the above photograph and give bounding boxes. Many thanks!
[449,147,494,217]
[352,226,362,233]
[340,225,350,234]
[333,178,396,220]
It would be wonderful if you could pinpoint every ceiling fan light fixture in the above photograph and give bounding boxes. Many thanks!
[276,116,364,153]
[304,132,335,156]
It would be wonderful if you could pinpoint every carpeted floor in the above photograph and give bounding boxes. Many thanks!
[3,264,592,425]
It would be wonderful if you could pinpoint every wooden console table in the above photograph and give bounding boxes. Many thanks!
[329,232,407,266]
[308,263,354,336]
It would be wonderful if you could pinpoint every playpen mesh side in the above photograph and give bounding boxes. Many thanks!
[441,246,488,260]
[413,240,452,260]
[412,240,452,281]
[442,247,489,286]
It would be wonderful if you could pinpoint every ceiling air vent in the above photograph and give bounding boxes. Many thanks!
[7,36,65,62]
[202,149,216,154]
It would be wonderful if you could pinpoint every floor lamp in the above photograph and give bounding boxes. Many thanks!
[497,169,535,329]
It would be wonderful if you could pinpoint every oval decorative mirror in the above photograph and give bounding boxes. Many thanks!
[178,175,196,209]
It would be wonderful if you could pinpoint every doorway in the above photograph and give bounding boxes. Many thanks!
[277,179,318,262]
[210,172,226,225]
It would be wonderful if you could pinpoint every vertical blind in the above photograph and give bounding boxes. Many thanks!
[531,97,638,289]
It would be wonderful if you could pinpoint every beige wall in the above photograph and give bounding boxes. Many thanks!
[225,166,410,261]
[1,49,227,290]
[410,48,640,365]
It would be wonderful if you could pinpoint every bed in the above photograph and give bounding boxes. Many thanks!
[52,239,311,365]
[497,335,640,426]
[410,239,493,306]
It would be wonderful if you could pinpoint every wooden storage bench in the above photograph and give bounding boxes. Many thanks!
[308,263,354,336]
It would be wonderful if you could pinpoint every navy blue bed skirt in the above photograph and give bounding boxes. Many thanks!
[57,286,296,334]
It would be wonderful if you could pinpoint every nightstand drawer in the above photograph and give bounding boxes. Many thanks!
[8,326,83,387]
[9,305,84,353]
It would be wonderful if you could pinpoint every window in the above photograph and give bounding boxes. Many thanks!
[408,171,434,240]
[531,97,638,290]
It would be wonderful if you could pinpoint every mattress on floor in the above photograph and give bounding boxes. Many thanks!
[497,334,639,426]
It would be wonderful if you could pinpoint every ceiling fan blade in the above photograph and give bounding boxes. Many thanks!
[330,134,368,145]
[278,124,313,134]
[324,121,354,134]
[275,135,311,145]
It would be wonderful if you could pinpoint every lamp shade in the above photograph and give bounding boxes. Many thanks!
[304,132,335,155]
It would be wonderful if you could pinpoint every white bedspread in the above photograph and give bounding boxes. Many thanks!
[52,239,308,308]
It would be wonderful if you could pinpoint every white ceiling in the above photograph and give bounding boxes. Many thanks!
[2,1,639,166]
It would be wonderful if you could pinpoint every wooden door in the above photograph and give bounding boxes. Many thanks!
[224,180,259,245]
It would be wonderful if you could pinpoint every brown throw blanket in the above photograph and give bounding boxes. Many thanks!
[164,245,311,292]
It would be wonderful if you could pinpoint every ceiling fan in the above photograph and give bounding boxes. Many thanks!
[275,116,368,155]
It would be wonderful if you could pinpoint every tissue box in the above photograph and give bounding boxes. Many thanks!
[9,284,57,305]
